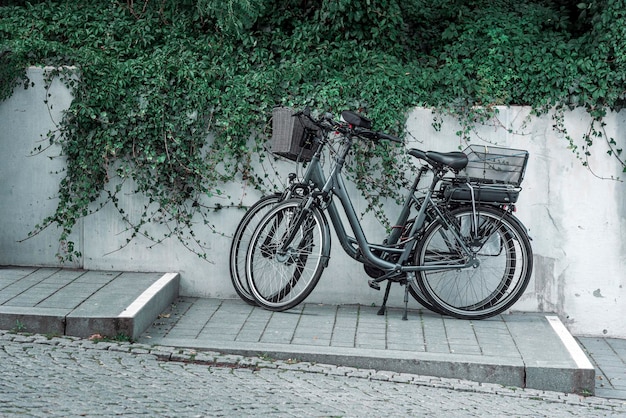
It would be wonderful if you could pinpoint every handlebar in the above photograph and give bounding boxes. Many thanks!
[294,108,403,145]
[354,128,403,144]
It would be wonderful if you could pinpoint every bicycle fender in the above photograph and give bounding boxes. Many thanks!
[453,203,533,241]
[316,206,332,267]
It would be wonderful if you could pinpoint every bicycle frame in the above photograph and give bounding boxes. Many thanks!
[285,133,479,276]
[244,111,532,319]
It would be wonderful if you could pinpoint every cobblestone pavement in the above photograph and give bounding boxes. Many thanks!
[1,332,625,417]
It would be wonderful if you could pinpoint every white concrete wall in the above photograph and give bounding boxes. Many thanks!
[406,107,626,338]
[0,68,81,268]
[1,69,624,337]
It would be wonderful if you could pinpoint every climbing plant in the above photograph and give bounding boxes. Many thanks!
[0,0,624,261]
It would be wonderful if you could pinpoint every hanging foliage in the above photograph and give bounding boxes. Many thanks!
[0,0,624,261]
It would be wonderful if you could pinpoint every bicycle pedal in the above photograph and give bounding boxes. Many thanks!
[368,280,381,291]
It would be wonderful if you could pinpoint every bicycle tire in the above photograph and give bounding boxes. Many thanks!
[407,281,447,315]
[415,206,533,319]
[246,198,328,311]
[428,204,519,313]
[401,218,447,315]
[229,194,283,305]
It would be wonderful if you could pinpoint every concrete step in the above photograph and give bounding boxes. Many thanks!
[0,267,179,339]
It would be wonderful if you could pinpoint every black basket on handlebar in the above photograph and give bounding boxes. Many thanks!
[270,107,320,162]
[457,145,529,186]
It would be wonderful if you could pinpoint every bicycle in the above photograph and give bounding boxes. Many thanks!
[229,191,446,314]
[237,108,533,319]
[229,108,443,314]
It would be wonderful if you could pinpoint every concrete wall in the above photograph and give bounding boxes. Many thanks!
[1,68,625,337]
[407,107,626,338]
[0,68,81,268]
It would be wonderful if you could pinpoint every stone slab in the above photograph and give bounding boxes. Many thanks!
[0,267,179,339]
[138,298,596,395]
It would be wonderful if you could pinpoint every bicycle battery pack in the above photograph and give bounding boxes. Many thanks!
[441,182,520,204]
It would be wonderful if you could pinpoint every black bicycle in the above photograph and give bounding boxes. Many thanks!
[232,108,533,320]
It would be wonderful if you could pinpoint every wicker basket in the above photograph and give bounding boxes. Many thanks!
[457,145,529,186]
[270,107,318,162]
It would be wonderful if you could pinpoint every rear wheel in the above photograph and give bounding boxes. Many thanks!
[401,219,447,315]
[246,199,328,311]
[407,281,446,314]
[415,206,532,319]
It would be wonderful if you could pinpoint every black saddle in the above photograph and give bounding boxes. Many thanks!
[341,111,372,129]
[408,149,468,171]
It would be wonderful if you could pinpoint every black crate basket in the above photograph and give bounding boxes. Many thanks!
[270,107,320,162]
[457,145,529,186]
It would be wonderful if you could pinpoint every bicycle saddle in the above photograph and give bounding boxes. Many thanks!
[408,149,468,171]
[341,111,372,129]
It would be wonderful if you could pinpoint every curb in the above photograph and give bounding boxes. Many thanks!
[1,330,624,412]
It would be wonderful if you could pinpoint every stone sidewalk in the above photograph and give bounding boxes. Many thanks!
[577,337,626,399]
[1,266,625,399]
[0,266,178,339]
[138,296,596,395]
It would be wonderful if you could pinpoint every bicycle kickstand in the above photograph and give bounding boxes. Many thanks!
[402,281,409,321]
[377,281,392,316]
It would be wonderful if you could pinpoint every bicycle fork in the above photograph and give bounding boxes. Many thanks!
[275,195,318,258]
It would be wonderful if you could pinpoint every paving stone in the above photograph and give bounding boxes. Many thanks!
[2,267,623,400]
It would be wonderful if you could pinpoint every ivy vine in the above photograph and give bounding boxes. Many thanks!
[0,0,624,261]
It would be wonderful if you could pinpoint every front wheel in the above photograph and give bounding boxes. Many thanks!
[229,194,283,305]
[414,206,533,319]
[246,198,329,311]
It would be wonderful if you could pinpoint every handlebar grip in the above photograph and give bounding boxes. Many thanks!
[357,129,403,144]
[377,132,403,143]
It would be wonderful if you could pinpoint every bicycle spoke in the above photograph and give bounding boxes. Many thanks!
[229,194,282,305]
[246,199,327,311]
[416,206,532,319]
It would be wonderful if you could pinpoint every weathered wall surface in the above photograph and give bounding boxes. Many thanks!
[1,69,624,337]
[406,107,626,337]
[0,68,81,268]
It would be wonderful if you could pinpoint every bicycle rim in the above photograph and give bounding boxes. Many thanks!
[246,199,327,311]
[408,278,447,315]
[229,194,282,305]
[416,206,533,319]
[401,216,447,315]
